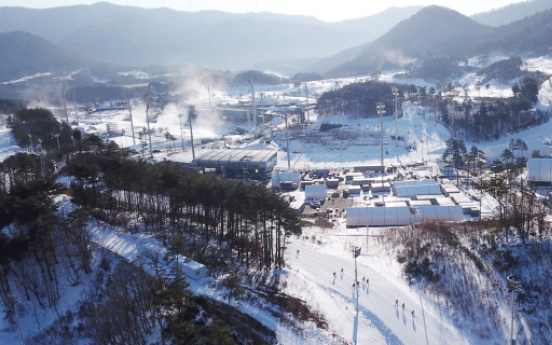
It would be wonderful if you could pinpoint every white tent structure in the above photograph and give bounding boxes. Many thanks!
[346,205,464,227]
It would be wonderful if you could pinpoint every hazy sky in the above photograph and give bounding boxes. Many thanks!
[0,0,528,22]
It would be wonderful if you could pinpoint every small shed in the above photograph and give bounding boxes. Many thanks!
[174,256,207,280]
[347,185,361,195]
[326,178,340,189]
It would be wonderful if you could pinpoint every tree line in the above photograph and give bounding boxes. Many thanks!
[1,105,303,343]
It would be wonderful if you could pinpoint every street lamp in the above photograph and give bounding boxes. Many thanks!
[507,275,522,345]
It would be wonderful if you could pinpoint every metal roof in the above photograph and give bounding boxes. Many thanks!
[192,149,277,169]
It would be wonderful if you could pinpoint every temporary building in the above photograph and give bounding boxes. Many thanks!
[346,206,414,227]
[371,181,391,193]
[347,185,361,194]
[345,172,364,184]
[174,256,207,280]
[440,183,460,196]
[346,205,464,227]
[393,179,436,188]
[392,179,442,197]
[305,184,327,201]
[393,184,442,197]
[408,200,432,207]
[413,205,464,222]
[272,172,301,188]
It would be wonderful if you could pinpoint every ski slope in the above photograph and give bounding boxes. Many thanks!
[283,233,469,345]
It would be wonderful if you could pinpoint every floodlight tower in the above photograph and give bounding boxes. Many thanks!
[285,111,291,171]
[62,84,69,124]
[304,83,309,122]
[123,89,136,146]
[376,102,386,167]
[392,86,399,146]
[249,79,256,129]
[179,113,185,151]
[189,105,196,159]
[507,276,522,345]
[145,102,153,159]
[352,246,361,345]
[260,92,265,134]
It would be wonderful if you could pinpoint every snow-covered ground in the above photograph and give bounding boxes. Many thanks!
[2,54,552,344]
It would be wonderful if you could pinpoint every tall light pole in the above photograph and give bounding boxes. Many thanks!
[285,111,291,172]
[123,89,136,146]
[410,206,419,249]
[178,113,185,151]
[249,79,256,128]
[37,138,45,177]
[352,246,361,345]
[392,86,399,147]
[260,92,265,135]
[376,102,386,168]
[146,102,153,159]
[62,84,69,124]
[507,276,522,345]
[188,105,196,159]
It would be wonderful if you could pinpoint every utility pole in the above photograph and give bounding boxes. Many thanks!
[179,113,185,151]
[62,84,69,124]
[206,79,212,109]
[352,246,361,345]
[189,105,196,159]
[366,225,369,254]
[376,102,386,168]
[260,92,265,135]
[146,102,153,159]
[285,111,291,171]
[392,86,399,146]
[304,83,309,122]
[249,79,256,128]
[123,89,136,146]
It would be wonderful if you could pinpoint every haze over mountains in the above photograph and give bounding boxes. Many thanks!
[0,0,551,83]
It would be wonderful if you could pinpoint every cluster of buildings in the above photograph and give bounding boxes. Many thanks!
[272,166,482,228]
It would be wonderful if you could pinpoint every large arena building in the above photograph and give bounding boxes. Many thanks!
[192,149,277,179]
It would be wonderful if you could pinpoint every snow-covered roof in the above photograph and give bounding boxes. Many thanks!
[346,204,464,227]
[193,149,277,169]
[393,184,442,197]
[272,171,301,185]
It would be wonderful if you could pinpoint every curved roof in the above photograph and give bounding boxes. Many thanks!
[192,149,277,169]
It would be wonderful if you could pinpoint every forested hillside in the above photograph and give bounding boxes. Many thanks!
[0,106,303,344]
